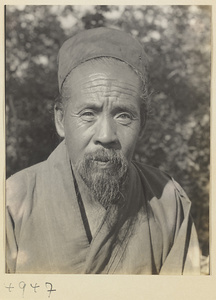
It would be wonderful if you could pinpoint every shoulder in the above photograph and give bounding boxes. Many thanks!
[132,160,191,214]
[132,161,173,199]
[132,162,193,250]
[132,161,171,181]
[7,162,44,191]
[6,142,67,219]
[6,162,44,217]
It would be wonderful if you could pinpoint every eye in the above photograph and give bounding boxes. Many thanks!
[80,110,96,122]
[116,113,133,125]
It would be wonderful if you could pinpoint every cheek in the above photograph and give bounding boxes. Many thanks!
[117,124,140,159]
[63,116,94,159]
[64,111,87,139]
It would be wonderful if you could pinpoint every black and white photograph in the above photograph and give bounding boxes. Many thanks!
[5,4,211,275]
[2,3,215,299]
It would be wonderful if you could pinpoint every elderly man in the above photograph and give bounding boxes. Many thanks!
[6,27,200,274]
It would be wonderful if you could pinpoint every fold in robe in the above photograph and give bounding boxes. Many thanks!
[6,141,200,274]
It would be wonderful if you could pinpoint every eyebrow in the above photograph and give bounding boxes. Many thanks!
[76,102,139,115]
[111,104,139,115]
[75,102,102,112]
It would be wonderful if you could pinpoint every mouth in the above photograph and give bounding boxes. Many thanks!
[93,158,113,168]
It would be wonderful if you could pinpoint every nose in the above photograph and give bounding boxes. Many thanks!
[93,116,120,149]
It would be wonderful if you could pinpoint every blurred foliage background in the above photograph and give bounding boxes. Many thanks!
[5,5,211,257]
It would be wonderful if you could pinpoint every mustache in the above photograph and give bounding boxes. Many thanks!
[83,148,127,165]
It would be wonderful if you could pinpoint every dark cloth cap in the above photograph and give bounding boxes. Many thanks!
[58,27,149,92]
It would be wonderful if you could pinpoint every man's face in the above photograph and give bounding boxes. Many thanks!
[55,59,142,206]
[59,60,141,163]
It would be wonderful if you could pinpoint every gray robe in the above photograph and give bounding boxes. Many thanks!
[6,141,200,274]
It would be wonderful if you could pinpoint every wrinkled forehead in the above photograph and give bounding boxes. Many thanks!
[61,58,142,99]
[58,27,149,93]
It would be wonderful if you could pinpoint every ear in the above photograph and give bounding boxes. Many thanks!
[54,104,65,138]
[138,118,147,141]
[138,129,144,142]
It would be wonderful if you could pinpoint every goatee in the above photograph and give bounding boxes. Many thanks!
[75,148,129,209]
